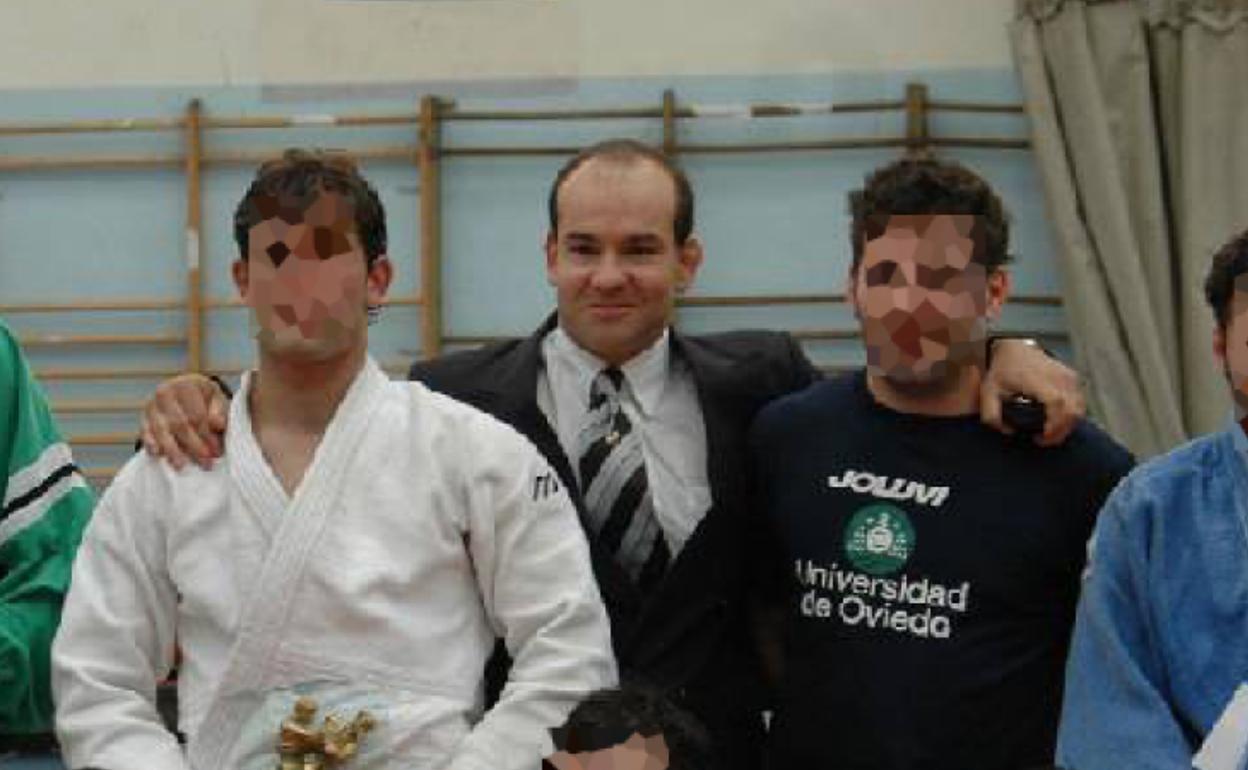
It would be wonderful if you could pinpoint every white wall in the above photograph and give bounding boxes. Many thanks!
[0,0,1016,90]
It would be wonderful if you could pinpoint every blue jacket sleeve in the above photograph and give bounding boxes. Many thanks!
[1055,480,1193,770]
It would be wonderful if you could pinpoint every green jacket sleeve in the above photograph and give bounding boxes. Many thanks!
[0,321,95,735]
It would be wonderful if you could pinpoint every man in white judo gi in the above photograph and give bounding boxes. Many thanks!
[50,149,617,770]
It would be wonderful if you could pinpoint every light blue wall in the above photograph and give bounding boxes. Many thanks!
[0,69,1065,483]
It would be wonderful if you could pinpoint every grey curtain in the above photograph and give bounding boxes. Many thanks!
[1011,0,1248,457]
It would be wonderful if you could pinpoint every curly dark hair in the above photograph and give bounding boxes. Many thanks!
[233,148,387,266]
[548,138,695,245]
[545,684,713,770]
[848,157,1011,274]
[1204,227,1248,329]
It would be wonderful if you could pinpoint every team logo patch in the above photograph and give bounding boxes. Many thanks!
[532,471,561,502]
[843,503,915,576]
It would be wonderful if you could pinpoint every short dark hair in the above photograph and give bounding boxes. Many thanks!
[1204,227,1248,329]
[548,139,695,245]
[848,157,1011,274]
[233,148,387,266]
[546,685,713,770]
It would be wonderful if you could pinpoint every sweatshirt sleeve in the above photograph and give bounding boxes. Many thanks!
[1055,478,1194,770]
[446,414,617,770]
[0,322,95,736]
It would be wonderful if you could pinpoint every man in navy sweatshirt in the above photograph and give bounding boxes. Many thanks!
[751,158,1133,770]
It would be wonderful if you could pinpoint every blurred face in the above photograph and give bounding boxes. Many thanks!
[849,214,1007,388]
[1214,280,1248,410]
[233,191,390,362]
[546,157,703,366]
[545,732,670,770]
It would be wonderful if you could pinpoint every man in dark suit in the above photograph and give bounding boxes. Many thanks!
[140,140,1085,769]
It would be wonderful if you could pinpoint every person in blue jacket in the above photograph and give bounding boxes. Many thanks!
[1057,226,1248,770]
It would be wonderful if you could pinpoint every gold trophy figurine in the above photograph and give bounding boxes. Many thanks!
[278,697,323,770]
[324,711,376,766]
[277,697,375,770]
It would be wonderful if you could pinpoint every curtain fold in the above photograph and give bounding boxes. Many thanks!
[1011,0,1248,456]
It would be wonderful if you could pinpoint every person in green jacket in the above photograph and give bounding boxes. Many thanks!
[0,319,94,738]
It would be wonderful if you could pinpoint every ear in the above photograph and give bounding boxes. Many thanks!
[675,235,704,293]
[366,256,394,306]
[1214,323,1228,369]
[544,231,560,288]
[845,266,862,319]
[232,259,250,300]
[984,268,1011,322]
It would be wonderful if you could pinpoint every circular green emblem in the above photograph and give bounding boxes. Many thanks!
[843,504,915,575]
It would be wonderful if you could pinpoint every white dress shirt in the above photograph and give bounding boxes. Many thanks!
[537,326,712,555]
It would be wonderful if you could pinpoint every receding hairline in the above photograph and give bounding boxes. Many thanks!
[552,154,680,225]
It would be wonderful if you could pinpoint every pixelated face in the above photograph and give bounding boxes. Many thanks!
[1214,278,1248,409]
[849,214,1007,386]
[545,157,702,366]
[234,191,388,362]
[545,732,669,770]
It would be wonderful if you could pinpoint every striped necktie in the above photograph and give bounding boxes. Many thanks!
[575,367,671,591]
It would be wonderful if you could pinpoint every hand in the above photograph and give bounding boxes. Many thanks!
[139,374,229,470]
[980,340,1086,447]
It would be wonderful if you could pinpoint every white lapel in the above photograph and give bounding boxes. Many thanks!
[191,356,390,770]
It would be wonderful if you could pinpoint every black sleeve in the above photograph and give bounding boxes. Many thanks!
[1063,424,1136,558]
[745,406,789,611]
[1079,428,1135,518]
[782,332,822,390]
[744,406,792,699]
[206,374,234,400]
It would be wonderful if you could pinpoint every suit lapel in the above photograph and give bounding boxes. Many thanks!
[478,315,643,620]
[673,333,741,520]
[487,316,581,499]
[612,331,749,661]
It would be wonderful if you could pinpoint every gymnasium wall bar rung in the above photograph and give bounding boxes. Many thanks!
[51,400,145,414]
[0,87,1027,145]
[675,293,1064,308]
[82,467,122,481]
[34,367,185,381]
[19,333,186,347]
[905,83,931,160]
[418,95,444,360]
[0,299,184,313]
[184,99,205,373]
[0,296,422,313]
[201,295,424,310]
[661,89,678,158]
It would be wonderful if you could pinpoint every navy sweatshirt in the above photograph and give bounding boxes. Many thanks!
[750,370,1133,770]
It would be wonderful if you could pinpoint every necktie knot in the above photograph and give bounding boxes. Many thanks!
[602,366,624,392]
[589,367,625,409]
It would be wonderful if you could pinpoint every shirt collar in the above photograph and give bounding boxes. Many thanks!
[545,325,672,415]
[1231,409,1248,464]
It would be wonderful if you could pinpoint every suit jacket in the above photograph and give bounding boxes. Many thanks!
[410,315,819,769]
